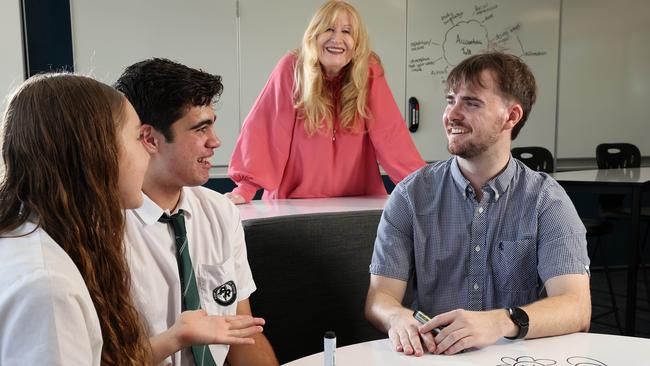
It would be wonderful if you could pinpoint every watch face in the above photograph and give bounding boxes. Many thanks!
[506,307,530,340]
[510,307,529,326]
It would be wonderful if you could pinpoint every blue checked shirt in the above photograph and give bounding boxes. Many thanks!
[370,157,590,316]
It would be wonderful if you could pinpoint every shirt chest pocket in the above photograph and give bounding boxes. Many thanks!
[493,239,538,292]
[197,256,238,316]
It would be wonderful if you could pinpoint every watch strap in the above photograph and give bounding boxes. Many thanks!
[505,307,529,340]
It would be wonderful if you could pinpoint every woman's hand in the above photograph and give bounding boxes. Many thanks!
[225,192,247,205]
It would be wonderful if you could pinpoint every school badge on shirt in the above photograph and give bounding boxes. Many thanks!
[213,280,237,306]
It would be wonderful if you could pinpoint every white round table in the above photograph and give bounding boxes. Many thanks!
[284,333,650,365]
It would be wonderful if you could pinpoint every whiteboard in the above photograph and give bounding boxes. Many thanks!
[239,0,407,126]
[405,0,560,161]
[557,0,650,158]
[0,0,24,116]
[70,0,239,166]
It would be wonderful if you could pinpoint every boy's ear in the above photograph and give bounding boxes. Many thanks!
[140,124,160,153]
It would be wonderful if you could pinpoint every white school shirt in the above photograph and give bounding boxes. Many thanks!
[0,219,103,366]
[125,186,256,366]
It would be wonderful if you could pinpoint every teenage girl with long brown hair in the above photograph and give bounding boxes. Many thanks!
[0,73,151,365]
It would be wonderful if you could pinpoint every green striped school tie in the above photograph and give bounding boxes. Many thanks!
[159,210,217,366]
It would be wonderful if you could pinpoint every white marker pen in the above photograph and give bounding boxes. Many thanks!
[324,331,336,366]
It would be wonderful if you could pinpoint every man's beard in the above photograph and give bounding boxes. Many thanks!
[447,133,499,159]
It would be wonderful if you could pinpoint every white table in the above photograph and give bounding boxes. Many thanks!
[285,333,650,365]
[237,196,388,222]
[551,167,650,335]
[551,167,650,185]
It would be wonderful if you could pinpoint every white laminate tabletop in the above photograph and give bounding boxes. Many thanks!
[237,196,388,222]
[284,333,650,366]
[551,167,650,184]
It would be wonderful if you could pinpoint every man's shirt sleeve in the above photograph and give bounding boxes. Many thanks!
[536,178,590,283]
[370,183,416,281]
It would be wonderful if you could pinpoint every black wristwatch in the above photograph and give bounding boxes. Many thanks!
[505,307,529,340]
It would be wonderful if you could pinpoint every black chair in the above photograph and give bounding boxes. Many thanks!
[596,143,641,169]
[596,143,650,318]
[596,143,647,214]
[243,211,387,363]
[596,143,642,211]
[512,146,555,173]
[512,146,623,332]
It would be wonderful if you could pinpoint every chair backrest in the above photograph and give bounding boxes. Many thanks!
[595,143,641,210]
[243,211,389,363]
[511,146,554,173]
[596,143,641,169]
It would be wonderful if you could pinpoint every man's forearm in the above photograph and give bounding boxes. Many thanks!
[365,288,412,332]
[521,274,591,339]
[521,291,591,339]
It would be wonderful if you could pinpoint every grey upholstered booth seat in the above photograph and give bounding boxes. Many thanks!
[243,210,387,364]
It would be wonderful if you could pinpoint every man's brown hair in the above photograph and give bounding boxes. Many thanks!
[446,52,537,139]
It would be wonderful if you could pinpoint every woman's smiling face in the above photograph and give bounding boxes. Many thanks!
[316,11,355,77]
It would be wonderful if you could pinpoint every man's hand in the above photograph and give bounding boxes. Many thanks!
[150,309,266,364]
[419,308,513,355]
[366,275,438,356]
[172,309,265,348]
[387,308,436,356]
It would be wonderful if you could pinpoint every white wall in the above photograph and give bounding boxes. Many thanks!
[70,0,239,165]
[0,0,24,178]
[0,0,24,117]
[557,0,650,158]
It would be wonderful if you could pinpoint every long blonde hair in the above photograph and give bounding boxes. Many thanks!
[293,0,379,135]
